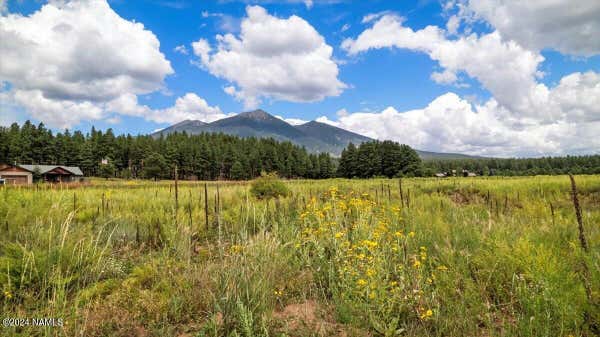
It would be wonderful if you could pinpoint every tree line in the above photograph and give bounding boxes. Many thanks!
[423,156,600,176]
[335,140,600,178]
[1,121,598,180]
[337,141,423,178]
[0,121,336,180]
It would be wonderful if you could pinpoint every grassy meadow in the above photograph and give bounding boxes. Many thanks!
[1,176,599,336]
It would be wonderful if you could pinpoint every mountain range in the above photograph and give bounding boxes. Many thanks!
[152,109,478,159]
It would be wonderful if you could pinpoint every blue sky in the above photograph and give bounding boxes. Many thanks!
[1,0,599,156]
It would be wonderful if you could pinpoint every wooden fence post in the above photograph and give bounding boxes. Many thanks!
[569,175,588,252]
[204,182,209,231]
[568,174,593,329]
[399,178,404,207]
[174,165,179,210]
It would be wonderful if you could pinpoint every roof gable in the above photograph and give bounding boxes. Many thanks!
[18,164,84,176]
[0,164,31,174]
[46,167,71,175]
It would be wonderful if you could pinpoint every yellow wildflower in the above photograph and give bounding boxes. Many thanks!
[230,245,244,254]
[413,260,421,268]
[420,309,433,320]
[357,279,367,287]
[361,240,378,249]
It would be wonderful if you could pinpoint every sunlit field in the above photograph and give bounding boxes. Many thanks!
[1,176,599,337]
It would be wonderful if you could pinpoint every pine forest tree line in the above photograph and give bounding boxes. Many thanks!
[337,141,423,178]
[1,121,598,180]
[423,156,600,176]
[0,121,336,180]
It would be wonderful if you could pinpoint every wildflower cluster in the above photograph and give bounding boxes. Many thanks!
[295,187,444,328]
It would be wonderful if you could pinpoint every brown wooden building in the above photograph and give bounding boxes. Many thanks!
[0,163,33,184]
[0,164,84,185]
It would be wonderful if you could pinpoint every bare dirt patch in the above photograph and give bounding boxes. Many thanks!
[450,191,471,205]
[272,300,369,337]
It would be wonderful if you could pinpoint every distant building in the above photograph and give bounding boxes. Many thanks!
[435,170,477,178]
[0,163,84,184]
[462,169,477,177]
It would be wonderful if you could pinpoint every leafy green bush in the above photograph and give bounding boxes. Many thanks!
[250,172,289,199]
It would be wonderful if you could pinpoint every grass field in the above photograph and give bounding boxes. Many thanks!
[1,176,599,337]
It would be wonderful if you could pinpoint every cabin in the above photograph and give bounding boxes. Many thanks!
[0,163,84,184]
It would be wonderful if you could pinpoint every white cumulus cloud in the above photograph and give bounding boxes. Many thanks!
[0,0,222,128]
[341,15,545,117]
[318,93,600,157]
[464,0,600,57]
[106,92,225,125]
[342,13,600,124]
[191,5,346,108]
[0,0,173,103]
[338,11,600,156]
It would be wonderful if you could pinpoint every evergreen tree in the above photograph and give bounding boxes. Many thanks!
[143,153,168,180]
[230,160,246,180]
[98,162,116,179]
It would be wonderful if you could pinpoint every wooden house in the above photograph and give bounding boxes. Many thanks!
[0,163,33,184]
[0,163,84,184]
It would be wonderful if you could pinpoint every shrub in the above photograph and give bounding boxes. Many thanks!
[250,172,289,199]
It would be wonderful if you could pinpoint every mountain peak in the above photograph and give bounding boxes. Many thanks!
[152,111,479,159]
[238,109,273,120]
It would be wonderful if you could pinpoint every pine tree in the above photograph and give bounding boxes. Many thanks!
[98,162,116,179]
[230,160,246,180]
[143,152,168,180]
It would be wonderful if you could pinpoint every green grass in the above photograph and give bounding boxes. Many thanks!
[1,176,599,336]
